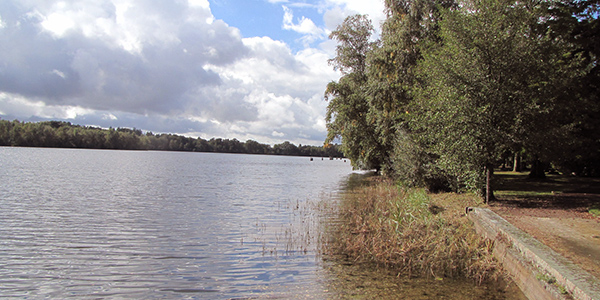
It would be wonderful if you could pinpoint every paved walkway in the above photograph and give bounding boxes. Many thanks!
[491,200,600,280]
[468,207,600,300]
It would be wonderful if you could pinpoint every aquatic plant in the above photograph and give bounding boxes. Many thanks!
[323,179,502,284]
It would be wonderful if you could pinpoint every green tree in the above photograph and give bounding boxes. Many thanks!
[273,141,299,155]
[244,139,265,154]
[413,0,572,202]
[0,120,11,145]
[325,15,384,170]
[546,0,600,176]
[367,0,454,177]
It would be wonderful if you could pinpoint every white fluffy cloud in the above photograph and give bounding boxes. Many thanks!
[325,0,386,28]
[282,5,326,47]
[200,35,338,144]
[0,0,385,145]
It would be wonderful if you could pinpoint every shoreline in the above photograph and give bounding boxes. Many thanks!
[321,179,528,299]
[324,173,600,299]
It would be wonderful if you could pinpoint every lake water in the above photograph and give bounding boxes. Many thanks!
[0,147,353,298]
[0,147,526,299]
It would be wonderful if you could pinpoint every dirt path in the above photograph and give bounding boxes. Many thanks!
[490,193,600,279]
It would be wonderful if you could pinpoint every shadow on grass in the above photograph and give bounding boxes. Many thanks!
[493,172,600,212]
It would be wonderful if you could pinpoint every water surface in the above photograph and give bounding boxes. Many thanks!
[0,147,526,299]
[0,147,351,298]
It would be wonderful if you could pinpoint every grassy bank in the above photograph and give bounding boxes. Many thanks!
[323,178,502,284]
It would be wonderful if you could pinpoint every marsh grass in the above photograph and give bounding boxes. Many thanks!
[323,179,502,284]
[254,195,336,258]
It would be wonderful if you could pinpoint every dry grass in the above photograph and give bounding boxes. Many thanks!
[323,179,502,284]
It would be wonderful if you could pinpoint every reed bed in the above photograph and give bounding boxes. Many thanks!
[323,179,502,284]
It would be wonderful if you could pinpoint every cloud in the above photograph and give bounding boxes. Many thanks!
[325,0,386,28]
[0,0,246,114]
[283,6,318,35]
[201,35,338,144]
[187,0,210,9]
[0,0,385,145]
[278,0,385,49]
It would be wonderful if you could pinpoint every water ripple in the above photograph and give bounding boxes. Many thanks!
[0,148,352,299]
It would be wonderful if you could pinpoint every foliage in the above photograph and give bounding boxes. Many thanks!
[0,119,344,158]
[412,0,575,200]
[368,0,455,175]
[590,206,600,218]
[324,0,600,200]
[325,15,385,171]
[546,0,600,176]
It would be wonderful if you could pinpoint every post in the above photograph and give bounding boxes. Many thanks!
[486,164,495,204]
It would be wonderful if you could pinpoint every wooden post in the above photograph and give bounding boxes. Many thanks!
[486,164,495,204]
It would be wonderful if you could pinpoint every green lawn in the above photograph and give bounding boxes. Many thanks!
[495,171,600,195]
[494,171,600,216]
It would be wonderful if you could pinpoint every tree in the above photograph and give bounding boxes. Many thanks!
[273,141,299,155]
[546,0,600,176]
[367,0,455,177]
[413,0,572,202]
[325,15,385,170]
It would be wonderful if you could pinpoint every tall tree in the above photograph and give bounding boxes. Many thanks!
[325,15,384,170]
[367,0,455,178]
[413,0,571,202]
[547,0,600,176]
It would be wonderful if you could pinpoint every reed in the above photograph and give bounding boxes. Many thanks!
[323,179,502,284]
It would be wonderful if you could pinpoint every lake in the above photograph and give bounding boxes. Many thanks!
[0,147,524,299]
[0,147,354,298]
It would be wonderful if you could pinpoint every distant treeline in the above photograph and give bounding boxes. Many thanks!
[0,119,344,157]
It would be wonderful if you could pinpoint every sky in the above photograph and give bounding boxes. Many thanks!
[0,0,385,146]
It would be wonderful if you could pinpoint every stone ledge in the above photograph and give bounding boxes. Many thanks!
[467,207,600,300]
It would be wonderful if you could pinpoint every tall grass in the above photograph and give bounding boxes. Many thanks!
[323,179,502,284]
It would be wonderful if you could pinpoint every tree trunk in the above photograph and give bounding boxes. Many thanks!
[485,164,496,204]
[513,152,521,172]
[529,157,546,179]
